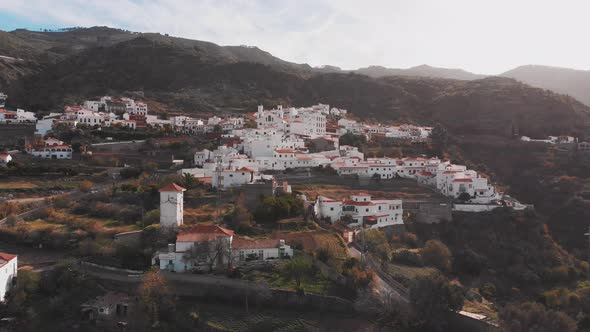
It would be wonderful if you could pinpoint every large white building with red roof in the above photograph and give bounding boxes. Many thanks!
[27,138,73,159]
[314,193,404,229]
[0,252,17,302]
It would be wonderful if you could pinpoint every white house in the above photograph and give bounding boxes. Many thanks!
[35,113,62,136]
[232,237,293,263]
[28,138,73,159]
[0,153,11,167]
[158,224,234,273]
[159,183,186,228]
[0,253,17,302]
[314,193,403,229]
[156,225,293,273]
[211,167,257,190]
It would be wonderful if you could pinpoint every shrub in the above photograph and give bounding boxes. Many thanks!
[479,283,496,300]
[78,180,94,193]
[392,250,424,266]
[500,302,576,332]
[421,240,453,272]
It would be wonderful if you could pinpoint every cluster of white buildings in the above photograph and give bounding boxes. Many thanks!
[0,108,37,124]
[314,193,403,229]
[338,119,432,142]
[34,96,152,136]
[155,183,293,273]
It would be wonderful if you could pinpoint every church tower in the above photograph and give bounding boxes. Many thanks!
[159,183,186,227]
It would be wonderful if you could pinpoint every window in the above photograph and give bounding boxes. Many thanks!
[330,207,334,211]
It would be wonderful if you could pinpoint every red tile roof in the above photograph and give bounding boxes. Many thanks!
[0,154,10,158]
[343,200,375,206]
[159,183,187,192]
[0,252,16,268]
[453,178,473,183]
[236,167,255,172]
[177,225,234,242]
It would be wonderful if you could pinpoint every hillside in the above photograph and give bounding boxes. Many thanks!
[6,35,590,138]
[354,64,486,80]
[502,65,590,107]
[3,27,590,138]
[0,27,314,90]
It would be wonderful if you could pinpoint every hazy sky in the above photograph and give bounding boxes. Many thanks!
[1,0,589,74]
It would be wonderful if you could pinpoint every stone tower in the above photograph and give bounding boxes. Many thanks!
[159,183,186,227]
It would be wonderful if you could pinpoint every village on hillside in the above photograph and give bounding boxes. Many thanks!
[0,93,579,330]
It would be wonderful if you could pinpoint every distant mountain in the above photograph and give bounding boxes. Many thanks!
[2,27,590,138]
[0,27,313,89]
[354,64,486,80]
[501,65,590,106]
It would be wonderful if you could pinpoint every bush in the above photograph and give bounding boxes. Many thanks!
[392,250,424,266]
[78,180,93,193]
[479,283,496,300]
[421,240,453,272]
[500,302,576,332]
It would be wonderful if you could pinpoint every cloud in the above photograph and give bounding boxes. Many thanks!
[1,0,589,74]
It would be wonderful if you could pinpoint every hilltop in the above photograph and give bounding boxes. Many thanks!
[501,65,590,107]
[2,27,590,138]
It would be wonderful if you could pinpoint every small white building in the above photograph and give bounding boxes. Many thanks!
[159,183,186,228]
[232,237,293,263]
[158,224,234,273]
[0,253,17,302]
[0,153,11,167]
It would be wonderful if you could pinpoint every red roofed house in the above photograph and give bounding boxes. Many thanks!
[159,183,186,228]
[0,153,11,167]
[211,167,257,190]
[231,237,293,263]
[315,193,403,229]
[158,224,233,272]
[0,252,17,301]
[156,225,293,273]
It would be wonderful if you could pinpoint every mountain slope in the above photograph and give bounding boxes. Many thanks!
[7,35,590,138]
[501,65,590,106]
[354,64,486,80]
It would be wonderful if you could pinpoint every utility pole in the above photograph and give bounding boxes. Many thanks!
[215,155,222,224]
[585,225,590,262]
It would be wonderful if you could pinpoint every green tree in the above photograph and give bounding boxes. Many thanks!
[499,302,576,332]
[430,123,449,156]
[282,256,313,290]
[362,229,392,260]
[421,240,453,272]
[182,172,197,189]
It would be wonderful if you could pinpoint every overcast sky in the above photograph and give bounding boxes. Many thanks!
[1,0,589,74]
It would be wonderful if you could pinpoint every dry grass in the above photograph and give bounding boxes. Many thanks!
[295,184,424,200]
[0,181,38,189]
[46,208,138,234]
[269,229,348,259]
[463,297,499,323]
[184,203,233,223]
